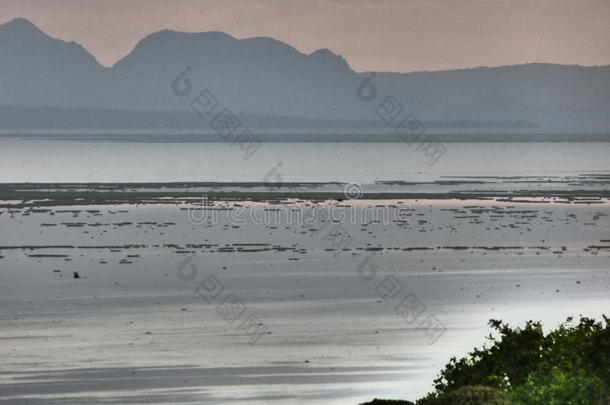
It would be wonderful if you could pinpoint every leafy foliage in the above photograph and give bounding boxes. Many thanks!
[418,385,510,405]
[428,316,610,405]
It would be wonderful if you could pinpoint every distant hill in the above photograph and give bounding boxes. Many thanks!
[0,18,609,132]
[0,105,540,130]
[0,18,108,107]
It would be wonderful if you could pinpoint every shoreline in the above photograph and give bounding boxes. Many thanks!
[1,176,610,208]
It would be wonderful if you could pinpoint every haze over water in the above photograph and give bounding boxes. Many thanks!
[1,1,609,403]
[1,137,610,183]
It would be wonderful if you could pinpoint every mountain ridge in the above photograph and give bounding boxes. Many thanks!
[1,18,609,131]
[3,18,608,74]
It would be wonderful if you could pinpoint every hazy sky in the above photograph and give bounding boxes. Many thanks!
[1,0,609,72]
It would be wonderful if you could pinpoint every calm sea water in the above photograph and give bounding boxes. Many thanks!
[1,136,609,183]
[1,135,610,404]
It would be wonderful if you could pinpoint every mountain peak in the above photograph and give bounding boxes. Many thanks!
[3,17,35,27]
[148,29,236,41]
[310,48,351,71]
[123,29,237,56]
[310,48,334,57]
[0,18,45,36]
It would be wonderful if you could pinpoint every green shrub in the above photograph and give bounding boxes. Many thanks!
[360,399,415,405]
[362,316,609,405]
[434,385,510,405]
[431,316,610,405]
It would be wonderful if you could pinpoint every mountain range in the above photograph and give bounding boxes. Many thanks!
[1,18,609,131]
